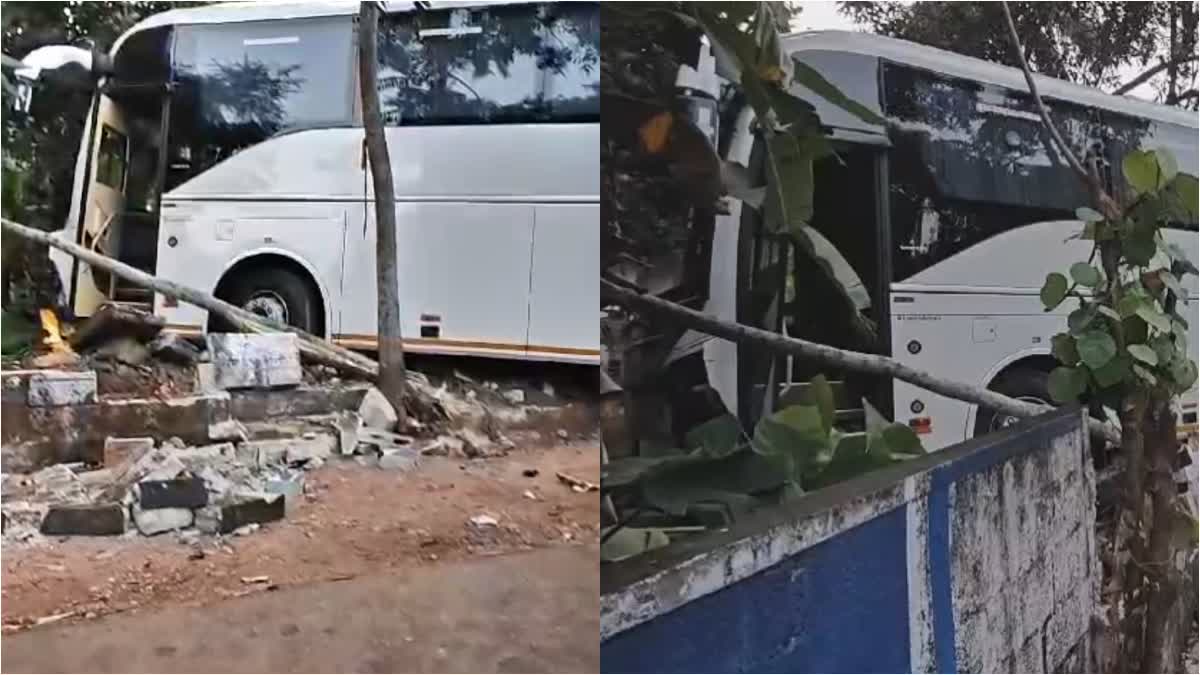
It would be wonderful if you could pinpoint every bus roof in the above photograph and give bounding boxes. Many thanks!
[113,0,524,52]
[784,30,1198,129]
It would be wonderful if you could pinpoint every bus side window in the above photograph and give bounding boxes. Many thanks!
[167,16,354,189]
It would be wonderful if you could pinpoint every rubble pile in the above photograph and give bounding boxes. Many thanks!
[0,394,430,545]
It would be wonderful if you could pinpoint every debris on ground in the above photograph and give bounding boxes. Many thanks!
[3,303,597,552]
[556,471,599,493]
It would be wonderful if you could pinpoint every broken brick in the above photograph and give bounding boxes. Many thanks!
[137,477,208,509]
[103,436,155,469]
[217,495,285,534]
[40,503,126,536]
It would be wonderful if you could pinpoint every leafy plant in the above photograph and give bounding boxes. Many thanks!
[1041,149,1198,406]
[602,375,923,525]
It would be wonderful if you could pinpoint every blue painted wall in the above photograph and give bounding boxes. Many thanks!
[601,409,1096,674]
[602,509,911,674]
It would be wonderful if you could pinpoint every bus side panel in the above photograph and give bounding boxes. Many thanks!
[338,202,536,357]
[890,292,1071,451]
[154,201,346,335]
[528,204,600,360]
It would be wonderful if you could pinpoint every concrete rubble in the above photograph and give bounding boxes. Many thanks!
[3,307,587,548]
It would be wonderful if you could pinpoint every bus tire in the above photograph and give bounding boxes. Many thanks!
[221,266,321,336]
[973,367,1051,437]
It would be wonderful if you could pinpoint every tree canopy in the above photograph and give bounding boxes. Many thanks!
[839,1,1199,108]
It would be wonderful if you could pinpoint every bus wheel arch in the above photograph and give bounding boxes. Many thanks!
[212,253,327,338]
[971,355,1058,437]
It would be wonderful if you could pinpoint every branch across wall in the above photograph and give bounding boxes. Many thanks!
[601,278,1120,445]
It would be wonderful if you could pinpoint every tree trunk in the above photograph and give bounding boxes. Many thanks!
[1114,389,1148,673]
[1142,392,1183,673]
[358,1,407,427]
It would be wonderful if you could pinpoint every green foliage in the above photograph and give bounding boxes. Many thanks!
[601,376,923,521]
[1038,148,1198,400]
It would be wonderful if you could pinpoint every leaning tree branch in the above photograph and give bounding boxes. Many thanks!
[1,217,382,380]
[1112,54,1199,96]
[1000,2,1126,221]
[602,279,1119,445]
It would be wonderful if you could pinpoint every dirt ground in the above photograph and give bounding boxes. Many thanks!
[1,544,599,673]
[1,442,599,633]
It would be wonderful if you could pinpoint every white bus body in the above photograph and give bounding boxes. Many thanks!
[47,1,600,364]
[702,31,1198,451]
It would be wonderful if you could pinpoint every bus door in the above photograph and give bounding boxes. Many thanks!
[74,94,130,316]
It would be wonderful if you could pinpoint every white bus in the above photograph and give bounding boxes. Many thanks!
[671,31,1198,452]
[36,1,600,364]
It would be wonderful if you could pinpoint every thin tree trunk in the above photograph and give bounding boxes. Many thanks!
[602,278,1120,444]
[1142,393,1183,673]
[1,217,380,379]
[358,1,407,427]
[1115,389,1149,672]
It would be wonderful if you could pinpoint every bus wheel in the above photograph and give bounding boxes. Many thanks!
[222,267,321,336]
[973,367,1050,437]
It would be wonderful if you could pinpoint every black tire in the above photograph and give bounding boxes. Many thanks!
[972,367,1051,437]
[218,266,321,335]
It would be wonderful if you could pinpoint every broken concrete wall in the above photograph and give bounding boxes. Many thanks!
[600,407,1097,674]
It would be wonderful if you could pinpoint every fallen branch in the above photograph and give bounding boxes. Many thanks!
[602,278,1120,445]
[1,217,379,379]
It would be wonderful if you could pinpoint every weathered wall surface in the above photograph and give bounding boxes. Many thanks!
[600,407,1097,673]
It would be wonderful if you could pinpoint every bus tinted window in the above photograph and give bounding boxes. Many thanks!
[539,2,600,120]
[376,2,598,125]
[169,16,353,186]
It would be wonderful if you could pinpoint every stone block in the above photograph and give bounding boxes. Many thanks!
[195,363,221,393]
[216,494,285,534]
[333,411,362,455]
[264,471,305,500]
[27,370,97,407]
[131,505,193,536]
[103,436,154,469]
[206,333,301,390]
[137,477,208,509]
[40,503,125,536]
[1051,524,1089,604]
[174,442,235,472]
[358,386,397,430]
[208,418,249,442]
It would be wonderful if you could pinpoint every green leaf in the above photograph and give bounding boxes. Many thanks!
[790,58,885,125]
[1123,234,1157,267]
[1096,305,1121,322]
[1092,355,1132,388]
[1040,273,1070,310]
[1069,263,1102,287]
[1076,330,1118,369]
[1150,335,1176,366]
[1068,305,1099,334]
[1051,333,1079,365]
[1075,206,1104,222]
[1168,357,1198,392]
[685,415,743,457]
[1117,295,1144,319]
[809,374,835,436]
[879,423,923,454]
[1127,344,1159,366]
[1163,240,1199,277]
[1123,149,1163,195]
[1048,367,1089,403]
[1132,363,1158,386]
[1135,304,1172,333]
[1153,148,1178,185]
[0,310,37,357]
